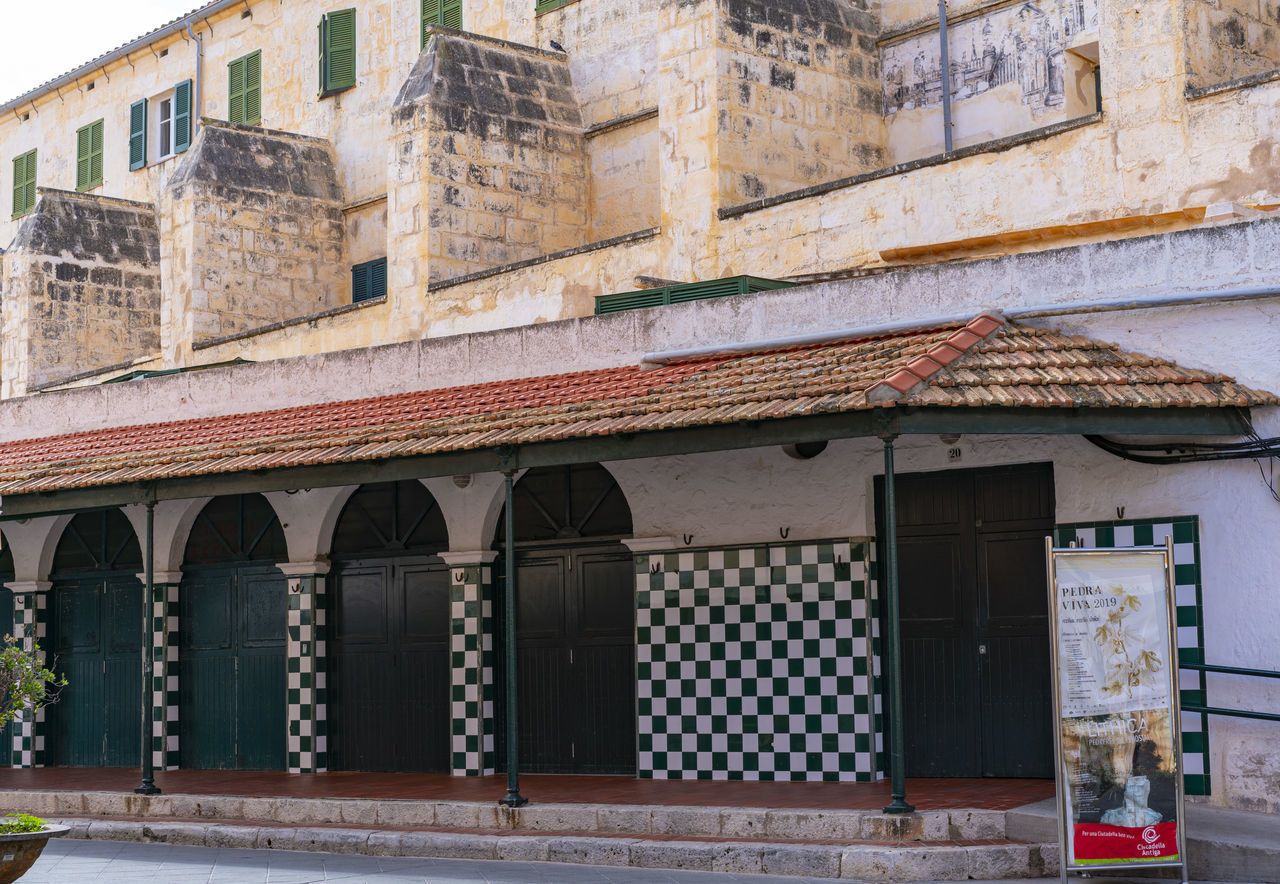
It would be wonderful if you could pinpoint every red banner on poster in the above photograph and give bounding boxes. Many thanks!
[1073,821,1179,862]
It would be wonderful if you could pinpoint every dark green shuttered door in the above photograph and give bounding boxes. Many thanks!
[876,462,1055,778]
[46,511,143,768]
[329,481,450,772]
[494,464,636,774]
[180,495,287,770]
[0,544,15,762]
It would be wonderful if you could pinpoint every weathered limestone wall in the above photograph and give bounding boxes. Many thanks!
[717,0,886,203]
[588,117,661,241]
[160,121,345,356]
[881,0,1099,161]
[0,190,160,397]
[1186,0,1280,89]
[389,29,588,288]
[0,0,418,251]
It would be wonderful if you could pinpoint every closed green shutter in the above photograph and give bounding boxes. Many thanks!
[535,0,574,14]
[229,51,261,126]
[129,99,148,170]
[442,0,462,29]
[422,0,461,43]
[12,150,36,218]
[352,258,387,303]
[321,9,357,95]
[76,120,104,191]
[174,80,193,152]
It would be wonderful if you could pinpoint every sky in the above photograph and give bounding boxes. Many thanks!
[0,0,201,103]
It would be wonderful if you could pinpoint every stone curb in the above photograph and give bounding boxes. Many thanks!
[51,817,1059,881]
[0,791,1009,841]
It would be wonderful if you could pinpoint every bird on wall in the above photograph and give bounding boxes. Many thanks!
[549,40,566,53]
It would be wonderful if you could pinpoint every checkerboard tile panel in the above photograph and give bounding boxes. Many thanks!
[866,541,884,780]
[11,592,47,768]
[152,582,181,770]
[636,540,877,782]
[1055,516,1209,796]
[450,564,494,776]
[287,574,327,773]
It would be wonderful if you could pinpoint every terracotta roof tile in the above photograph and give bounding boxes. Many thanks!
[0,316,1273,497]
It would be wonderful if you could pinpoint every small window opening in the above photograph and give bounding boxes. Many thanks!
[158,97,174,159]
[159,47,169,58]
[86,81,95,91]
[242,9,252,18]
[20,113,29,123]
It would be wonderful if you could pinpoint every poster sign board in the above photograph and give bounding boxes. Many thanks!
[1045,540,1188,879]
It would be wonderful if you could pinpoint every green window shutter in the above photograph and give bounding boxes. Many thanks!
[421,0,441,46]
[11,151,35,218]
[535,0,573,14]
[129,98,148,170]
[174,80,193,152]
[441,0,462,30]
[352,258,387,302]
[75,121,102,191]
[229,52,261,125]
[321,9,357,95]
[228,56,245,124]
[244,51,262,125]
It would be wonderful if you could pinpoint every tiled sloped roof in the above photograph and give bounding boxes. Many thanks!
[0,315,1272,496]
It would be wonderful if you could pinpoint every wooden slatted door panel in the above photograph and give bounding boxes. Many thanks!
[237,567,287,770]
[180,572,237,769]
[103,578,143,768]
[48,577,142,767]
[329,559,450,772]
[571,552,635,774]
[880,463,1054,778]
[511,555,570,772]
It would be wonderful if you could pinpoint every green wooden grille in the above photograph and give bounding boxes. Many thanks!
[174,80,193,152]
[594,275,793,315]
[422,0,462,46]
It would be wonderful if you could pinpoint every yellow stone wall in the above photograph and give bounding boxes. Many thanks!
[8,0,1280,389]
[1186,0,1280,89]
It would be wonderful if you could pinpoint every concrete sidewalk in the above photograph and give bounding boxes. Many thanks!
[23,839,1241,884]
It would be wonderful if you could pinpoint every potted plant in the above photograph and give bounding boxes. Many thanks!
[0,635,67,884]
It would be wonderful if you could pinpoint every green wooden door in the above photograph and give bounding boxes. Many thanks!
[47,575,143,767]
[45,511,144,768]
[180,564,286,769]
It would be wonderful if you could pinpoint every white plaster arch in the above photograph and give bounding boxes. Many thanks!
[263,486,358,566]
[420,473,508,555]
[119,498,213,576]
[1,514,74,584]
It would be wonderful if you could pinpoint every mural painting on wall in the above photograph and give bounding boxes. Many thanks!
[882,0,1098,117]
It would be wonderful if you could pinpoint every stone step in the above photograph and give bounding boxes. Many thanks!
[1006,798,1280,884]
[0,789,1010,842]
[51,817,1061,881]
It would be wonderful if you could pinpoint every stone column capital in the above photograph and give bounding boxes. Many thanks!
[439,550,499,566]
[278,561,331,577]
[137,571,184,585]
[5,581,51,596]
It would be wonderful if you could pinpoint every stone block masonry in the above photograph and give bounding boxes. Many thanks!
[0,189,161,397]
[717,0,885,203]
[390,28,590,288]
[1186,0,1280,91]
[161,120,347,354]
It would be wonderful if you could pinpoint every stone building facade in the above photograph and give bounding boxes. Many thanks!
[0,0,1276,824]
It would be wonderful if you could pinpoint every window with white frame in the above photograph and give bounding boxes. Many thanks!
[155,93,176,161]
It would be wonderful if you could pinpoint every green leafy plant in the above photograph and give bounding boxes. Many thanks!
[0,813,47,834]
[0,634,65,730]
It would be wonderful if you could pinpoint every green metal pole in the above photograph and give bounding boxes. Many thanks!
[135,501,161,795]
[881,436,912,814]
[498,470,527,807]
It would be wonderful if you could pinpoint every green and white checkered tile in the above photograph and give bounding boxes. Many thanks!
[152,582,181,770]
[450,564,494,776]
[11,591,47,767]
[287,574,327,773]
[1055,516,1210,796]
[635,540,878,782]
